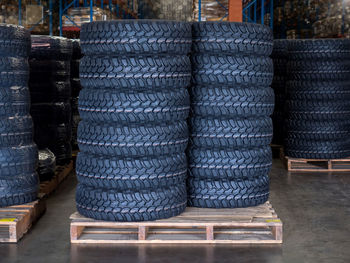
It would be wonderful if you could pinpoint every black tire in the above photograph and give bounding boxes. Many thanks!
[76,184,187,221]
[284,139,350,159]
[31,102,71,124]
[78,120,188,157]
[71,78,82,97]
[78,88,190,123]
[271,39,289,58]
[190,86,274,118]
[37,149,56,182]
[188,146,272,180]
[285,119,349,141]
[34,123,72,149]
[187,176,269,208]
[50,142,72,165]
[273,58,288,76]
[0,57,29,87]
[190,117,273,148]
[30,35,73,60]
[76,152,187,190]
[71,60,80,78]
[0,144,37,177]
[29,70,70,83]
[71,39,82,59]
[0,86,30,117]
[80,20,192,55]
[0,24,31,58]
[286,100,350,121]
[29,80,71,103]
[0,116,33,147]
[191,54,273,86]
[192,22,273,56]
[272,75,287,95]
[287,60,350,81]
[80,55,191,89]
[288,39,350,60]
[29,59,70,73]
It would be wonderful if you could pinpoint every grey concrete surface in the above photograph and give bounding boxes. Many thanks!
[0,159,349,263]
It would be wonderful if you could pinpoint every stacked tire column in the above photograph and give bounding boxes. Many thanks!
[271,40,288,145]
[0,25,38,206]
[70,39,82,150]
[29,36,73,165]
[76,21,192,221]
[188,22,274,208]
[285,39,350,159]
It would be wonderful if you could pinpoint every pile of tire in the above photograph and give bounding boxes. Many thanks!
[188,22,274,208]
[70,39,82,150]
[29,36,73,165]
[76,20,192,221]
[271,40,288,145]
[37,149,56,182]
[285,39,350,159]
[0,25,38,206]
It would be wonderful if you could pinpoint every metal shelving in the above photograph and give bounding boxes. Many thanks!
[243,0,273,29]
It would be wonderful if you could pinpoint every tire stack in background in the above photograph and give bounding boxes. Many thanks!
[188,22,274,208]
[0,25,38,206]
[285,39,350,159]
[271,40,288,146]
[29,36,73,167]
[76,20,192,221]
[70,39,82,151]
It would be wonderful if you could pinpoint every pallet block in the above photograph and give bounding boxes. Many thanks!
[70,201,282,244]
[39,161,73,196]
[285,156,350,172]
[0,198,46,243]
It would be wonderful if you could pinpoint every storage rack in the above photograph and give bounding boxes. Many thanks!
[242,0,274,29]
[0,0,54,35]
[59,0,139,36]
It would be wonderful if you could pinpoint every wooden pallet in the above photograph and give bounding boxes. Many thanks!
[70,201,282,244]
[286,156,350,172]
[39,161,73,196]
[0,199,46,243]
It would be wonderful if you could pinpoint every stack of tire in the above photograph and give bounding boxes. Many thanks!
[285,39,350,159]
[76,20,191,221]
[70,39,82,150]
[188,22,274,208]
[0,25,38,206]
[271,40,288,145]
[29,36,73,166]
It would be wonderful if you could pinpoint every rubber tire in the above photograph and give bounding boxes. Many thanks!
[76,152,187,190]
[29,80,71,103]
[188,146,272,180]
[288,39,350,60]
[80,55,191,89]
[78,120,188,157]
[284,139,350,159]
[191,54,273,87]
[71,39,82,59]
[190,86,274,118]
[71,60,80,78]
[80,20,192,55]
[285,119,349,141]
[0,86,30,117]
[0,144,38,177]
[30,35,73,60]
[192,22,273,56]
[78,88,190,123]
[29,59,70,73]
[0,57,29,87]
[75,184,187,222]
[34,123,72,149]
[0,24,31,58]
[0,116,33,147]
[187,175,269,208]
[50,142,72,165]
[190,117,273,148]
[31,102,71,124]
[271,39,289,58]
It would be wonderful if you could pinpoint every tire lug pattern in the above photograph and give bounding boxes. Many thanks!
[0,25,38,207]
[188,22,273,208]
[76,21,190,222]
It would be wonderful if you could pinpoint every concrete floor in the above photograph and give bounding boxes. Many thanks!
[0,159,349,263]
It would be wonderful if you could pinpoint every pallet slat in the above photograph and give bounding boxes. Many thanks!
[70,201,282,244]
[286,156,350,172]
[0,199,46,243]
[39,161,73,196]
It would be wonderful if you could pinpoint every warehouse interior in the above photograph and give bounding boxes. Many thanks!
[0,0,350,262]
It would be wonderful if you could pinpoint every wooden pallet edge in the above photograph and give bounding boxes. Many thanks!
[285,156,350,172]
[1,198,46,243]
